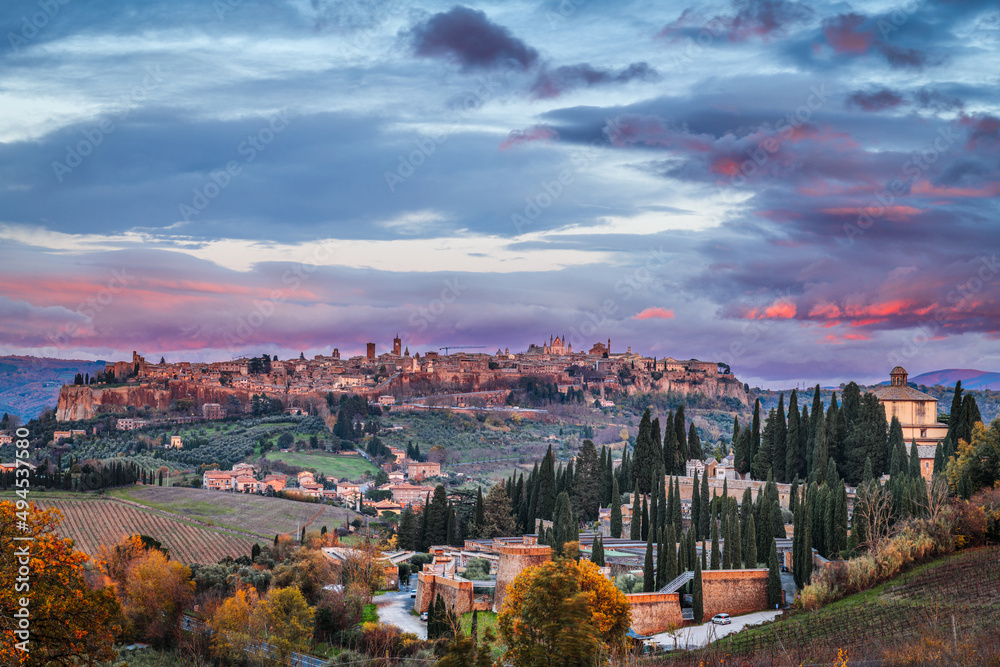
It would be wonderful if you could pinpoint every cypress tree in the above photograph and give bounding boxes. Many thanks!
[774,394,787,482]
[665,476,675,534]
[663,413,678,474]
[643,529,655,592]
[809,407,827,484]
[552,491,575,555]
[604,449,614,506]
[799,404,810,480]
[745,515,758,567]
[767,537,782,608]
[729,501,742,569]
[701,539,707,572]
[699,468,710,540]
[693,557,704,623]
[673,476,683,535]
[933,443,944,475]
[634,409,654,495]
[688,423,703,461]
[649,470,659,539]
[538,445,556,520]
[675,404,688,463]
[750,399,761,470]
[710,512,720,570]
[591,535,605,566]
[474,486,484,537]
[691,470,701,540]
[789,477,798,514]
[834,480,848,555]
[908,440,921,479]
[640,495,649,542]
[419,493,430,550]
[665,524,678,582]
[656,526,667,588]
[721,506,732,570]
[630,491,641,540]
[658,475,667,533]
[599,447,608,504]
[610,476,623,538]
[888,417,906,477]
[771,499,785,539]
[445,502,455,546]
[677,529,687,573]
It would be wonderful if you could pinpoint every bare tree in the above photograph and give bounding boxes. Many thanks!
[920,475,951,521]
[856,482,894,553]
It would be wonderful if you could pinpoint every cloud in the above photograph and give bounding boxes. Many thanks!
[499,125,559,151]
[633,307,675,320]
[821,13,872,54]
[407,6,538,71]
[659,0,812,42]
[846,88,905,112]
[530,62,660,99]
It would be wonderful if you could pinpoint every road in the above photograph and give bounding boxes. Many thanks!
[378,585,427,639]
[649,609,784,650]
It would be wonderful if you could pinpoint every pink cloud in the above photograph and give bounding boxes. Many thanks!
[633,307,675,320]
[499,125,559,151]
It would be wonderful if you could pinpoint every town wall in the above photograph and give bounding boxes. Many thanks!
[701,569,769,620]
[626,592,683,635]
[492,544,551,612]
[415,572,475,614]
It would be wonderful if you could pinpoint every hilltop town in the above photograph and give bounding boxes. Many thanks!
[55,335,748,421]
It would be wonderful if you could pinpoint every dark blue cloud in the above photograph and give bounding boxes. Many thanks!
[407,6,538,71]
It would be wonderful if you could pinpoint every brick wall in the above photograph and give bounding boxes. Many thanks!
[626,592,683,635]
[701,569,769,620]
[415,572,475,614]
[492,544,551,612]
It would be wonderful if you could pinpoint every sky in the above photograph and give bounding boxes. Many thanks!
[0,0,998,388]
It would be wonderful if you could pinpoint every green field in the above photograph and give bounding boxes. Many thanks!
[265,451,381,481]
[108,485,357,539]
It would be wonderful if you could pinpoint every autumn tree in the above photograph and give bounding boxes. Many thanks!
[101,538,195,647]
[272,547,337,604]
[1,502,122,665]
[497,557,630,665]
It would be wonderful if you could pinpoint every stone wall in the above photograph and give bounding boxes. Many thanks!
[492,544,552,612]
[701,569,769,620]
[415,571,475,614]
[626,592,683,635]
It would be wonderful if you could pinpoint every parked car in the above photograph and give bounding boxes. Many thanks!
[410,591,416,598]
[711,613,731,625]
[420,612,428,621]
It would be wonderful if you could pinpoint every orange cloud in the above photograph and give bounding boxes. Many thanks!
[633,307,675,320]
[746,301,796,319]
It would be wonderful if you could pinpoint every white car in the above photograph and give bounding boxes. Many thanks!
[711,613,731,625]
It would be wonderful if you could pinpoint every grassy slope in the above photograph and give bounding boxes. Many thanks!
[705,547,1000,663]
[265,450,380,480]
[107,485,356,539]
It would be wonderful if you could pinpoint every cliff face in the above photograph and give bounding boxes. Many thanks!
[628,373,749,406]
[56,381,259,421]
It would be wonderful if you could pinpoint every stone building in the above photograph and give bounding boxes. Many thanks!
[872,367,949,448]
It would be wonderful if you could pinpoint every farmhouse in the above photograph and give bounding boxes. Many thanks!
[407,461,441,481]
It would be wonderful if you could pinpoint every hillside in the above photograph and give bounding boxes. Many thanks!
[1,492,262,564]
[0,356,106,420]
[108,485,357,540]
[910,368,1000,391]
[679,547,1000,665]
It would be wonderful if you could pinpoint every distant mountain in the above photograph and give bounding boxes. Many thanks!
[0,356,107,421]
[909,369,1000,391]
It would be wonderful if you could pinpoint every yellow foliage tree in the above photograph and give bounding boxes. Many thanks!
[0,502,122,666]
[497,557,631,666]
[99,534,194,646]
[252,586,315,665]
[209,586,314,666]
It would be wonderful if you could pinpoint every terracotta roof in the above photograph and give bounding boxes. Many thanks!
[871,384,937,401]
